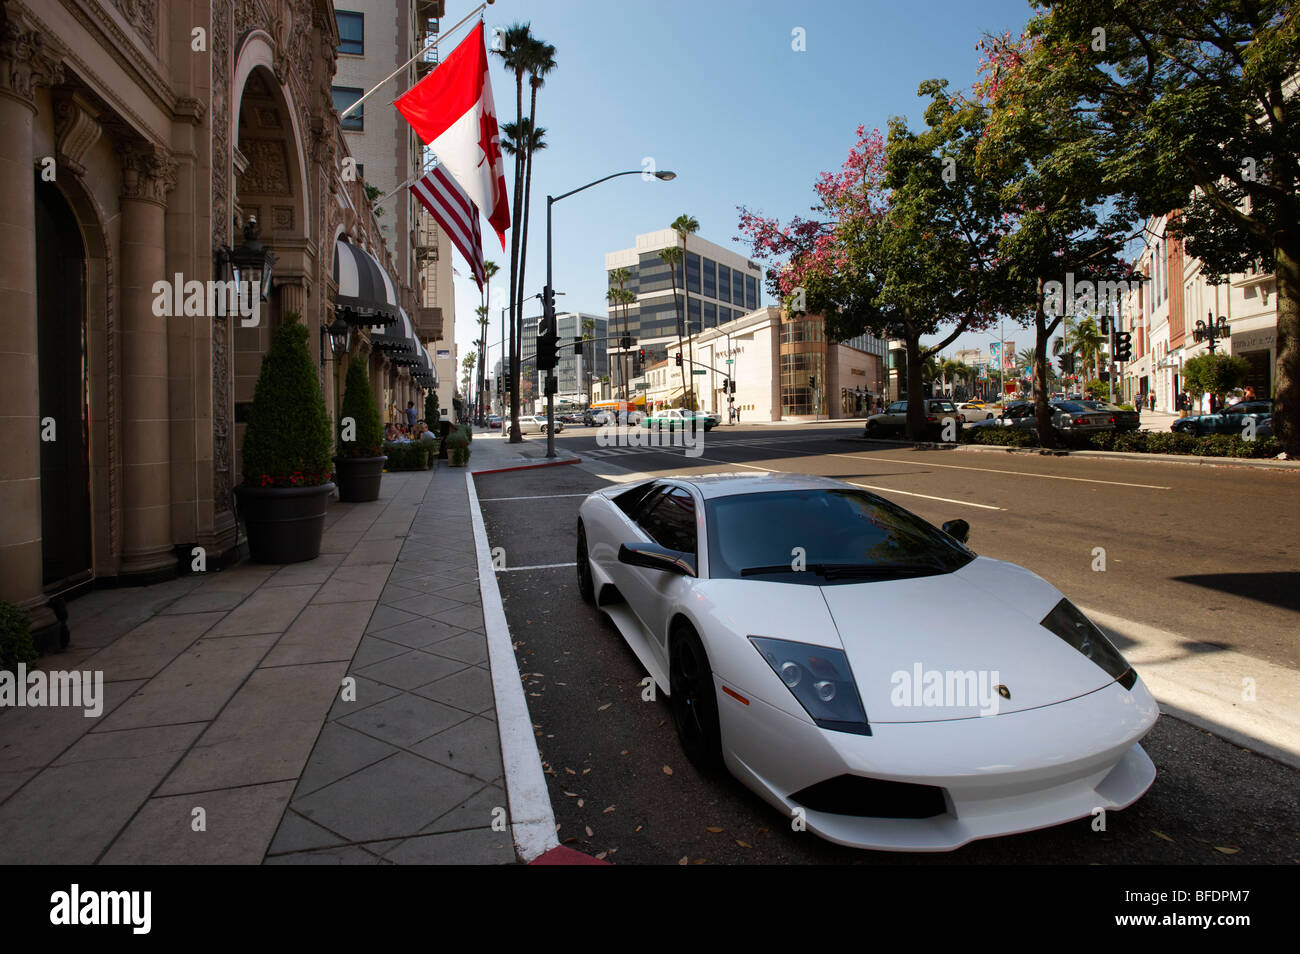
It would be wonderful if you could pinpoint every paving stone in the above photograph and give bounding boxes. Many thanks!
[336,692,471,749]
[261,601,374,667]
[363,604,419,634]
[313,563,392,604]
[413,665,496,715]
[356,649,468,691]
[157,590,248,615]
[265,845,382,865]
[0,678,146,774]
[83,611,228,681]
[433,581,484,605]
[101,780,296,864]
[378,581,424,606]
[0,723,204,863]
[426,628,489,664]
[207,584,319,637]
[380,827,516,865]
[366,617,466,650]
[319,530,364,554]
[409,716,503,782]
[263,552,345,588]
[290,751,482,842]
[291,722,399,799]
[421,780,508,835]
[157,661,347,795]
[266,809,350,854]
[349,635,410,670]
[327,675,401,720]
[95,633,278,731]
[342,539,404,567]
[386,591,474,620]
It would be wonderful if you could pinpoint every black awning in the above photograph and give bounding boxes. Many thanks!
[334,239,400,326]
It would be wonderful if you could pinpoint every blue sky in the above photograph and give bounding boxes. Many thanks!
[446,0,1041,373]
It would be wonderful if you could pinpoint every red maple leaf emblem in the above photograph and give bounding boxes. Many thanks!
[478,110,501,170]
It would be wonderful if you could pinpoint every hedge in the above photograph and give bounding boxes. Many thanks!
[958,426,1281,458]
[383,440,434,471]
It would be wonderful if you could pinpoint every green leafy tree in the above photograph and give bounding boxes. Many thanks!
[241,312,333,487]
[425,388,438,425]
[1024,0,1300,453]
[337,355,383,457]
[1183,353,1251,408]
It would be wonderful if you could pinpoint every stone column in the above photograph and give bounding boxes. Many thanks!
[118,140,178,580]
[0,15,61,633]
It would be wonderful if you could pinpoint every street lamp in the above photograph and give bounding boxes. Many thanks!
[321,316,351,366]
[222,216,276,302]
[541,167,676,457]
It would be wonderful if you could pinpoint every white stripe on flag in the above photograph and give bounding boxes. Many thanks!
[412,165,485,289]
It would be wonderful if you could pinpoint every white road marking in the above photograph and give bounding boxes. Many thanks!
[829,452,1171,490]
[848,482,1004,511]
[465,472,558,862]
[478,493,591,501]
[497,562,578,572]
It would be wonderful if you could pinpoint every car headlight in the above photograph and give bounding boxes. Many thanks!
[1039,599,1135,688]
[749,636,871,735]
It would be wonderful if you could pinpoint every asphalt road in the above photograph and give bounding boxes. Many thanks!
[475,424,1299,864]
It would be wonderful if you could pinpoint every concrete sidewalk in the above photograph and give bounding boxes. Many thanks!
[469,430,581,473]
[0,466,537,864]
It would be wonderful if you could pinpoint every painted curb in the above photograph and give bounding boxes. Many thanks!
[466,472,559,863]
[472,457,582,476]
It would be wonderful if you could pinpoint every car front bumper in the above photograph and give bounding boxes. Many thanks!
[717,675,1158,851]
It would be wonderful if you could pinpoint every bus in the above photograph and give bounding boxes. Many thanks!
[589,397,646,425]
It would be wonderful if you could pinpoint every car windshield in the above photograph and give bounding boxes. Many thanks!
[1052,401,1092,413]
[705,488,974,585]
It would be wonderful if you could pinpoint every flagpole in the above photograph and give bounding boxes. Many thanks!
[338,1,492,121]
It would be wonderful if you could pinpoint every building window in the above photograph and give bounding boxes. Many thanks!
[702,258,716,298]
[745,274,758,311]
[720,307,732,324]
[685,252,701,294]
[337,11,364,55]
[703,301,716,327]
[688,297,701,334]
[733,270,745,308]
[717,265,731,303]
[332,86,364,130]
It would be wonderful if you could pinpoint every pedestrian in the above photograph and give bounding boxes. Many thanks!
[728,405,735,424]
[1243,385,1256,401]
[405,401,417,430]
[736,406,742,423]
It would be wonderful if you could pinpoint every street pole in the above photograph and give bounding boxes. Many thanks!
[545,194,556,459]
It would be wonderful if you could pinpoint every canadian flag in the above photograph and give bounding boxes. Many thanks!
[395,22,510,248]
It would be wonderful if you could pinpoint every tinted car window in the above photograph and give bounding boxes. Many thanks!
[616,481,661,518]
[930,401,957,412]
[1052,401,1091,413]
[639,487,697,554]
[886,402,906,414]
[706,489,973,584]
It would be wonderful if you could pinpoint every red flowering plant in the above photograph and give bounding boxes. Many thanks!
[239,313,335,489]
[736,83,1015,440]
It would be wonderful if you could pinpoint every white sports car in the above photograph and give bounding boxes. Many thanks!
[575,473,1158,851]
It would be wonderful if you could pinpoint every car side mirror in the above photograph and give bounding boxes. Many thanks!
[618,542,696,577]
[942,519,970,544]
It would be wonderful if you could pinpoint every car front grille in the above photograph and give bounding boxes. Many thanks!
[790,774,949,819]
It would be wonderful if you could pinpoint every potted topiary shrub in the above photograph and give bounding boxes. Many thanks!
[445,424,471,467]
[0,602,38,673]
[333,355,386,502]
[233,312,335,563]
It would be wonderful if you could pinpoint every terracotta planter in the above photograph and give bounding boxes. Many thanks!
[333,454,387,503]
[234,482,335,564]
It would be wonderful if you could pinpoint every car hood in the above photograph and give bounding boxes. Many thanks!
[818,556,1120,722]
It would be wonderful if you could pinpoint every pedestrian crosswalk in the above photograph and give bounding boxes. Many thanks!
[580,434,833,458]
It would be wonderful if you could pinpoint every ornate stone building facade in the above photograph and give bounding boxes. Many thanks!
[0,0,426,645]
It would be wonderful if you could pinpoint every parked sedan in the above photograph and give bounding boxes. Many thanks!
[1079,400,1140,431]
[1170,400,1274,437]
[503,414,563,436]
[864,399,962,439]
[575,472,1157,851]
[969,400,1115,437]
[956,401,996,423]
[642,408,716,431]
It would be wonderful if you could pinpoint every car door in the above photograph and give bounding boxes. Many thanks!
[885,401,907,434]
[624,483,700,663]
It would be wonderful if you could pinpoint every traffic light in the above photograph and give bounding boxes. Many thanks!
[729,379,736,394]
[1113,331,1132,362]
[1057,353,1075,374]
[536,317,558,371]
[541,284,556,325]
[620,335,632,350]
[573,337,583,356]
[675,352,683,367]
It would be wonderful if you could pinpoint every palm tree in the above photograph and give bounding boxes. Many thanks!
[609,267,632,399]
[581,317,595,404]
[476,260,499,423]
[501,118,548,366]
[517,37,556,321]
[1058,316,1105,382]
[493,23,537,442]
[671,214,700,409]
[659,247,686,407]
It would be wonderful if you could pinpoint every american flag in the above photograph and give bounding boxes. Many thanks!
[411,162,485,289]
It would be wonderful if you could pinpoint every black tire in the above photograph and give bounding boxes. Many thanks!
[576,522,595,604]
[669,622,723,771]
[865,420,879,437]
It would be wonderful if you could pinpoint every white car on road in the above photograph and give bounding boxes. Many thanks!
[956,401,997,423]
[575,472,1157,851]
[503,414,563,436]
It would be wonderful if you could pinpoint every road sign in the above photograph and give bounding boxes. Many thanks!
[692,369,707,375]
[634,382,649,390]
[725,359,734,364]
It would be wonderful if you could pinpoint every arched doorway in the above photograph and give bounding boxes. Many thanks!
[35,177,92,588]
